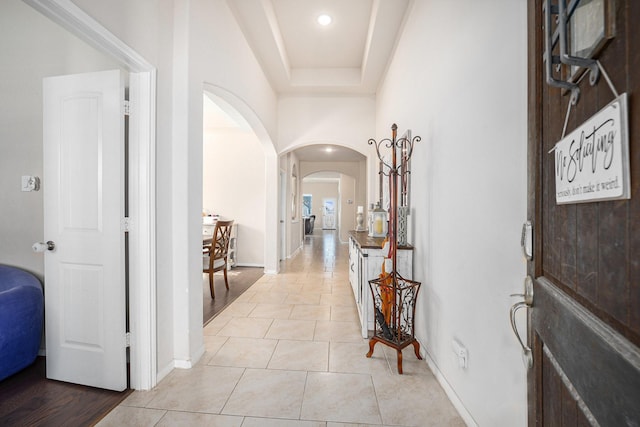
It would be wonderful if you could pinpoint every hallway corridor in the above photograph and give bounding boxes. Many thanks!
[98,231,465,426]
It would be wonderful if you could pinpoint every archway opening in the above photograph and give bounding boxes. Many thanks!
[290,143,367,245]
[201,92,267,323]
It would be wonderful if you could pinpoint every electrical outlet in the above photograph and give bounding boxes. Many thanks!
[452,338,468,369]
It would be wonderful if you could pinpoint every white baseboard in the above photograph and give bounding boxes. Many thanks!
[289,246,302,259]
[173,359,192,369]
[156,360,173,383]
[173,344,205,369]
[192,343,205,366]
[160,344,206,383]
[233,262,263,268]
[420,345,477,427]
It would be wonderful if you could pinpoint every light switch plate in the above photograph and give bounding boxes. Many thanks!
[21,176,40,192]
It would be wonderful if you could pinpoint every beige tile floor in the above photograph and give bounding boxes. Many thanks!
[98,231,465,427]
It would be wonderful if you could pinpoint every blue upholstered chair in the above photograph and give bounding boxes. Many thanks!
[0,265,44,381]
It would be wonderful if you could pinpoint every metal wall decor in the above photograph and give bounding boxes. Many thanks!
[397,206,408,246]
[543,0,615,105]
[366,124,422,374]
[543,0,627,207]
[399,130,412,209]
[568,0,615,76]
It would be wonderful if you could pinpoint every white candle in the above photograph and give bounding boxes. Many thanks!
[374,216,383,234]
[357,206,363,213]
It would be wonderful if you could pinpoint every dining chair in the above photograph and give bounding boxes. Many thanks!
[203,219,234,298]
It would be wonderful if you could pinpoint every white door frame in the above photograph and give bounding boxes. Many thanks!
[25,0,157,390]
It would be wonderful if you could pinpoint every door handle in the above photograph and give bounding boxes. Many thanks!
[32,241,56,252]
[509,276,533,369]
[510,302,533,369]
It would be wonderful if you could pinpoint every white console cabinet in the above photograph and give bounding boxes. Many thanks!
[348,231,413,338]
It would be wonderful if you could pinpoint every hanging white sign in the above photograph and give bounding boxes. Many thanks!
[553,93,630,204]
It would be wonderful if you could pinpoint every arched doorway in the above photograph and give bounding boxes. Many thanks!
[288,143,368,246]
[202,85,279,274]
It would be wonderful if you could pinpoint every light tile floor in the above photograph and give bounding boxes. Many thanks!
[98,231,465,427]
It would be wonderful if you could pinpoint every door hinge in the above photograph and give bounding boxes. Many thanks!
[123,100,130,116]
[121,217,132,232]
[125,332,131,348]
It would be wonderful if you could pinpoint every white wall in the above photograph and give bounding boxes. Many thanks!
[173,0,279,371]
[278,95,375,154]
[300,161,367,200]
[0,0,122,279]
[278,97,384,218]
[277,94,377,203]
[203,127,265,267]
[70,0,180,378]
[376,1,528,425]
[300,161,367,242]
[278,96,375,245]
[7,3,531,417]
[2,0,178,385]
[301,174,358,243]
[302,181,339,225]
[47,0,279,378]
[339,174,356,242]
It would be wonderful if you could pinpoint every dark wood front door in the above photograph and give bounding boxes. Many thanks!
[527,0,640,425]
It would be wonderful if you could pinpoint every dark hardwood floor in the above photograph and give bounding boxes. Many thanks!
[203,266,264,324]
[0,357,130,427]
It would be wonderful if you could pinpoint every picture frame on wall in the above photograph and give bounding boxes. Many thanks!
[291,164,298,220]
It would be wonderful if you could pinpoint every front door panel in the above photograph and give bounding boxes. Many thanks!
[527,1,640,424]
[322,198,336,229]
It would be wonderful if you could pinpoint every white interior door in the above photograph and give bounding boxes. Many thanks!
[43,69,126,391]
[322,198,336,229]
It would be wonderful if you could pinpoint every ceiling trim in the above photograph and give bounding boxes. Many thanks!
[227,0,411,95]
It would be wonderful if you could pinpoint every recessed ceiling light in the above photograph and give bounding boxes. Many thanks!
[317,14,332,26]
[325,147,333,153]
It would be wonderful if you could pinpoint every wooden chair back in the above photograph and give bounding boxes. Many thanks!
[203,219,234,299]
[208,220,234,266]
